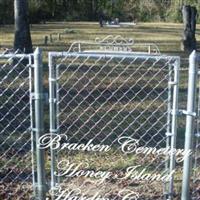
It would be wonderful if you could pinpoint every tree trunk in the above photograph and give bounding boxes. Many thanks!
[91,0,96,20]
[191,6,197,34]
[14,0,33,53]
[181,5,197,52]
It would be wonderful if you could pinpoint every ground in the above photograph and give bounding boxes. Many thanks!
[0,22,200,199]
[1,22,200,54]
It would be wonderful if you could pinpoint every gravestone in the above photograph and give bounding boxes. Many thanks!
[44,36,48,45]
[181,5,197,52]
[50,34,53,43]
[99,10,104,27]
[58,33,61,41]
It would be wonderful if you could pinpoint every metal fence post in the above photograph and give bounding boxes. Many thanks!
[34,47,46,199]
[164,64,173,199]
[181,50,198,200]
[29,55,37,198]
[168,58,180,200]
[49,53,57,192]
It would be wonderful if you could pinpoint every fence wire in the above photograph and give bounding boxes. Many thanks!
[0,51,33,200]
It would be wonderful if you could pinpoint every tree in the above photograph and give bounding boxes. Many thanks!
[181,5,197,52]
[14,0,33,53]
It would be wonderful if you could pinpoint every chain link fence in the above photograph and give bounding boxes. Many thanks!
[0,50,33,199]
[1,38,200,200]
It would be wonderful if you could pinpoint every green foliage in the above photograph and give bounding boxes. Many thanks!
[185,0,198,6]
[166,6,183,23]
[0,0,200,24]
[29,0,52,23]
[0,0,14,24]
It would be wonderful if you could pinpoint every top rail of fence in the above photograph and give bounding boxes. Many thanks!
[0,53,32,59]
[0,49,33,59]
[49,51,180,61]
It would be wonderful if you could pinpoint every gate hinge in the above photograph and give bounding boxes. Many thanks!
[166,132,174,137]
[31,128,44,132]
[31,92,49,104]
[49,78,58,82]
[50,129,59,133]
[28,64,34,68]
[170,109,179,116]
[168,81,178,86]
[49,98,57,103]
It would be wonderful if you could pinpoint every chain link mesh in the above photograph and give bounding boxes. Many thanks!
[0,51,33,200]
[48,46,180,199]
[1,43,199,200]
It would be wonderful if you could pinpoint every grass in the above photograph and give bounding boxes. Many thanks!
[1,22,200,54]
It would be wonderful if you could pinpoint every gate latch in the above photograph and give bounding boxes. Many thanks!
[178,110,196,117]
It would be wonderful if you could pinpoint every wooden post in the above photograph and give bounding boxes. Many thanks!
[44,36,48,45]
[50,34,53,43]
[181,5,197,52]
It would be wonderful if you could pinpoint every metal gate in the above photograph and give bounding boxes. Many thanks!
[46,37,181,199]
